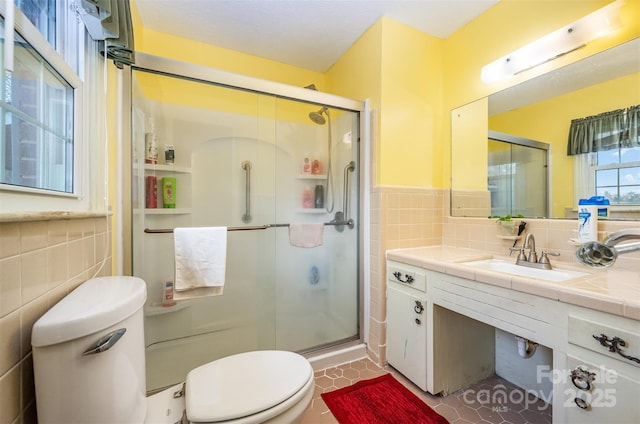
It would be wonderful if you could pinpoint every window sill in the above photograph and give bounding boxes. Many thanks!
[0,211,110,223]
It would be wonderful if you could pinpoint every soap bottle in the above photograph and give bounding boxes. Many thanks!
[301,153,311,174]
[145,118,158,164]
[311,159,322,175]
[302,186,313,208]
[162,281,176,307]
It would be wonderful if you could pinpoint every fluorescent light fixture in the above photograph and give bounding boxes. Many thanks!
[481,0,623,83]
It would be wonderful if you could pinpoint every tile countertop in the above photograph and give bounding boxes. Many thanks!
[386,246,640,321]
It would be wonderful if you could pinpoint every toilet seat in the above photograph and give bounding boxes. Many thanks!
[185,350,313,423]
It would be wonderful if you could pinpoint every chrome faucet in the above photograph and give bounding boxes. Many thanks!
[524,233,537,263]
[510,232,560,270]
[576,228,640,268]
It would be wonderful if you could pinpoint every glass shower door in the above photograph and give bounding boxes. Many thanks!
[272,97,360,352]
[130,65,360,391]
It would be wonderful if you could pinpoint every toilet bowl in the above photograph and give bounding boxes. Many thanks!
[31,276,314,424]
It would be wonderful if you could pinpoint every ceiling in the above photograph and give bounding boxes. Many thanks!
[134,0,499,72]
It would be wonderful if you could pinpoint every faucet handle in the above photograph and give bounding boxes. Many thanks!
[510,247,527,262]
[539,250,560,264]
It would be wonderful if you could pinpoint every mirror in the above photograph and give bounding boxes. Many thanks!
[451,38,640,219]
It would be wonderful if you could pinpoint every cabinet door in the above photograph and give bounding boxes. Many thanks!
[563,354,640,424]
[386,284,427,390]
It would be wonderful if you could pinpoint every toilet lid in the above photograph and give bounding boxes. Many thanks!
[185,350,313,423]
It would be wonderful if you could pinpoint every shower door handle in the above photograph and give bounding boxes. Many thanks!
[242,161,252,223]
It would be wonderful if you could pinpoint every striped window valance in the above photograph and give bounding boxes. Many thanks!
[567,105,640,156]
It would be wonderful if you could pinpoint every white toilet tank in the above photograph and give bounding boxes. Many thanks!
[32,276,147,424]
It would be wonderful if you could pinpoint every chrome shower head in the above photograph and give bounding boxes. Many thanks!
[309,107,328,125]
[576,229,640,268]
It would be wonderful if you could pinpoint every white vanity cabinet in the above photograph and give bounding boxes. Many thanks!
[386,261,428,390]
[385,261,495,394]
[385,249,640,423]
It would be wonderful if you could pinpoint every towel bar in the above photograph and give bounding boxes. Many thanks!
[144,219,354,234]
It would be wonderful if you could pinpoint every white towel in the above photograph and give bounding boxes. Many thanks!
[174,227,227,291]
[289,223,324,248]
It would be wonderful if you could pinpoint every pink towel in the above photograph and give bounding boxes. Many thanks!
[289,223,324,248]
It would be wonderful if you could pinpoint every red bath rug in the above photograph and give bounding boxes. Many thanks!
[321,373,449,424]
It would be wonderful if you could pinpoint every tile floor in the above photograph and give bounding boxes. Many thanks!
[301,358,552,424]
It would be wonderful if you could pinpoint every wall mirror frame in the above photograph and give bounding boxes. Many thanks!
[451,37,640,220]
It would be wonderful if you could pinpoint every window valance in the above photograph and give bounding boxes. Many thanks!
[567,105,639,156]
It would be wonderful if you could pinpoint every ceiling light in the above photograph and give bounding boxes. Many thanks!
[481,0,623,84]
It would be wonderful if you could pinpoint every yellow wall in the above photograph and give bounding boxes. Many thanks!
[379,19,444,187]
[443,0,640,189]
[490,72,640,217]
[328,17,445,187]
[326,20,383,180]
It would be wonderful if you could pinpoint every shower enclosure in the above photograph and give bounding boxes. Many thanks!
[124,54,365,391]
[487,131,549,218]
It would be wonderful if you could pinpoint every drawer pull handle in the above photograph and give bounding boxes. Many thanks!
[593,334,640,364]
[570,367,595,391]
[414,301,424,314]
[393,271,414,284]
[574,397,590,410]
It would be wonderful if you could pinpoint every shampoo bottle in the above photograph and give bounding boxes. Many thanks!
[162,177,176,208]
[301,153,311,174]
[314,184,324,208]
[311,159,322,175]
[145,118,158,164]
[302,186,313,208]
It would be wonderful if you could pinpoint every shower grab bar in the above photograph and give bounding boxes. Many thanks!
[143,219,355,234]
[241,161,252,223]
[343,161,355,228]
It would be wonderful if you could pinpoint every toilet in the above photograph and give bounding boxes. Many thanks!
[31,276,315,424]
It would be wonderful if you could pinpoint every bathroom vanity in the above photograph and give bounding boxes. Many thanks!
[385,246,640,424]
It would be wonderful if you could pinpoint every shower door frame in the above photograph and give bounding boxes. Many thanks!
[117,52,370,354]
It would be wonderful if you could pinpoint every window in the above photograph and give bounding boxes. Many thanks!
[570,105,640,207]
[1,1,83,195]
[595,147,640,204]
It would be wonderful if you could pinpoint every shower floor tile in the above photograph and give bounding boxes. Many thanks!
[301,358,552,424]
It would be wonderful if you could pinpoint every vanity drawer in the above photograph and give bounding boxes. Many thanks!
[568,315,640,368]
[563,353,640,423]
[387,261,427,292]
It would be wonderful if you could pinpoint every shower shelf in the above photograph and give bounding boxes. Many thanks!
[298,208,327,214]
[296,174,326,180]
[138,208,192,215]
[144,164,191,174]
[145,302,190,316]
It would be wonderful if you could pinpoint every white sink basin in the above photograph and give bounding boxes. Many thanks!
[461,258,589,282]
